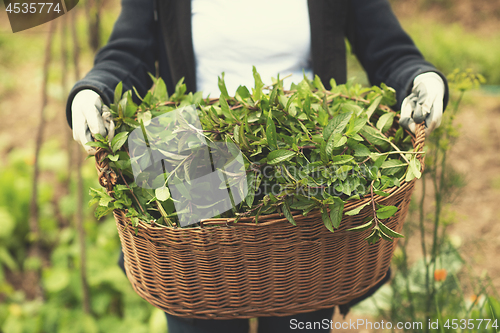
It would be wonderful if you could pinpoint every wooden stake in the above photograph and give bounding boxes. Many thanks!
[28,19,57,300]
[71,7,91,314]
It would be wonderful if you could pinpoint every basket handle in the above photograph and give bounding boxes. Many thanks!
[413,122,426,171]
[94,148,116,195]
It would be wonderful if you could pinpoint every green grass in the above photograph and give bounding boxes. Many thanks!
[347,18,500,87]
[402,19,500,85]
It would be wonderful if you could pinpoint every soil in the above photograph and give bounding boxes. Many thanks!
[442,92,500,289]
[391,0,500,35]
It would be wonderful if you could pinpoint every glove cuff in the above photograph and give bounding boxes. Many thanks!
[413,72,445,92]
[71,89,102,114]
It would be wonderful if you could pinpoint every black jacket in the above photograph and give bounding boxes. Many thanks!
[66,0,448,125]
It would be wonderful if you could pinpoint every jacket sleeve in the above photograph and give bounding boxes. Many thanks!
[65,0,158,127]
[346,0,449,110]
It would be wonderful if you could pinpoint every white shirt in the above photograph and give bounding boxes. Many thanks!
[191,0,312,97]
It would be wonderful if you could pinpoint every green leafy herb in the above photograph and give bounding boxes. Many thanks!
[89,70,423,244]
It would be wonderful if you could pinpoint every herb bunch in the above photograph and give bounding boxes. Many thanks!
[89,68,423,244]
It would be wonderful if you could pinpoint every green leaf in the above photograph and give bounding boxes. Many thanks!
[381,159,405,169]
[324,111,352,140]
[405,166,415,182]
[108,154,119,162]
[135,86,146,102]
[373,189,391,197]
[347,219,374,232]
[326,132,342,156]
[334,136,347,148]
[123,118,140,128]
[172,78,187,101]
[376,205,398,219]
[99,194,114,207]
[365,95,382,120]
[285,92,298,113]
[313,75,326,91]
[352,143,371,157]
[409,156,422,179]
[86,141,108,150]
[220,97,239,123]
[371,153,388,169]
[125,93,138,118]
[137,111,152,126]
[394,126,404,143]
[376,112,395,133]
[320,141,328,164]
[111,132,129,153]
[114,82,123,105]
[218,72,230,99]
[297,80,312,99]
[209,106,220,124]
[282,200,297,226]
[345,201,371,216]
[378,221,404,238]
[381,159,406,176]
[94,133,106,142]
[290,199,316,211]
[267,149,295,165]
[266,111,278,150]
[321,207,334,232]
[239,122,251,150]
[252,66,264,100]
[331,155,354,165]
[329,198,344,229]
[298,120,311,138]
[94,206,114,220]
[360,125,388,147]
[342,103,363,116]
[317,106,329,127]
[269,83,279,106]
[365,228,380,245]
[303,95,311,117]
[236,85,251,100]
[380,83,397,106]
[379,228,393,242]
[155,187,171,201]
[245,173,258,207]
[153,77,168,101]
[346,117,367,137]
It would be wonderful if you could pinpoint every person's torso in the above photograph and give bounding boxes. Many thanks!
[191,0,312,97]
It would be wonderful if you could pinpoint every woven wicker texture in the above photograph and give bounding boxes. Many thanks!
[95,123,426,319]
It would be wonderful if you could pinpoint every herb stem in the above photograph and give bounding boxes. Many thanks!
[370,181,379,227]
[163,153,193,187]
[155,200,174,227]
[367,122,411,164]
[263,73,293,90]
[116,168,147,217]
[373,151,424,156]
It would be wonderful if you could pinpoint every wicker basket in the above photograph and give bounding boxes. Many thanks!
[95,123,425,319]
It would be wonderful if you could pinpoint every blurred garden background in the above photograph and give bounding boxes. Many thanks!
[0,0,499,332]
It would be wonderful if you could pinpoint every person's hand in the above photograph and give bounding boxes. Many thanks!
[71,89,114,154]
[400,72,445,136]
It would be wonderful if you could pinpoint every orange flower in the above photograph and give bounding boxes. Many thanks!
[434,269,447,282]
